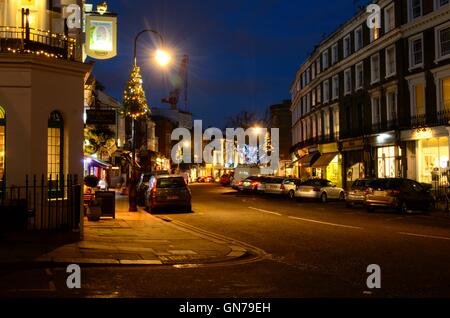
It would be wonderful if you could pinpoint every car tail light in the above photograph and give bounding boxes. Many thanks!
[252,182,259,187]
[313,187,321,192]
[388,190,401,197]
[280,184,285,190]
[238,181,243,186]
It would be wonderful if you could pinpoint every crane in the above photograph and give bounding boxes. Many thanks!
[162,54,189,111]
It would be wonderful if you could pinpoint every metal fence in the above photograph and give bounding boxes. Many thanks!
[0,26,77,60]
[0,175,81,231]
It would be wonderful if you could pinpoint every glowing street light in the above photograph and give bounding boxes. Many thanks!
[155,49,171,67]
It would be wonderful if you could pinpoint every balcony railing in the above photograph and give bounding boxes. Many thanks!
[0,26,77,60]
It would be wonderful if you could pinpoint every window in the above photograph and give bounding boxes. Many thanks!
[332,75,339,100]
[371,95,381,125]
[332,43,339,65]
[333,108,340,136]
[371,54,380,83]
[306,68,310,84]
[344,68,352,95]
[322,50,329,70]
[343,35,351,58]
[355,26,363,51]
[324,110,330,136]
[296,80,301,92]
[312,89,316,106]
[386,45,396,78]
[370,27,380,42]
[408,0,422,21]
[0,106,5,193]
[317,86,321,104]
[384,3,395,33]
[409,34,424,69]
[386,89,398,122]
[436,24,450,61]
[48,111,64,197]
[323,80,330,103]
[307,93,311,113]
[355,62,364,90]
[317,113,322,137]
[312,64,316,80]
[443,77,450,111]
[435,0,449,9]
[414,84,426,116]
[316,59,321,75]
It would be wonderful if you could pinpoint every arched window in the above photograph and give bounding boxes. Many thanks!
[0,106,5,192]
[48,111,64,196]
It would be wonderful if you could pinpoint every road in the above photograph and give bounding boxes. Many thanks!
[2,183,450,298]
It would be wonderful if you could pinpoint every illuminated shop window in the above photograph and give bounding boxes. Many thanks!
[48,111,64,197]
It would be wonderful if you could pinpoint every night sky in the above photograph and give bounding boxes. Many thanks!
[91,0,368,128]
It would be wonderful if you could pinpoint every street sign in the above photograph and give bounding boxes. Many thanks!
[86,109,116,125]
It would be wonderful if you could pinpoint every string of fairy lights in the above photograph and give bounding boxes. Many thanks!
[122,65,151,119]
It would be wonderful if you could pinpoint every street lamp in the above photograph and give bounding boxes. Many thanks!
[124,29,171,212]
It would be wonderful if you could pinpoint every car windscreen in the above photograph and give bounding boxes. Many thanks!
[157,178,186,189]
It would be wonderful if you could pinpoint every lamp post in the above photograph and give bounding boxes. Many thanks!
[124,29,171,212]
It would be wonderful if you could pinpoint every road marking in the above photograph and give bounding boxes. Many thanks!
[248,207,282,216]
[288,216,363,230]
[398,232,450,241]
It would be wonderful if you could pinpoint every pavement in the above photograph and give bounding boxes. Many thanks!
[0,194,249,267]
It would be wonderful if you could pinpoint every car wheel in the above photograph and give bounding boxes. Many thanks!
[339,192,345,201]
[401,201,412,214]
[288,190,295,200]
[320,193,328,203]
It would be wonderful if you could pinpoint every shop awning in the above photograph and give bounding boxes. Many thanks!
[312,153,339,168]
[85,156,112,169]
[297,152,320,168]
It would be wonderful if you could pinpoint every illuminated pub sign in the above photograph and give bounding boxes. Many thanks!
[85,14,117,60]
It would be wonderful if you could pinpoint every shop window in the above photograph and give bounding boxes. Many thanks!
[0,106,5,194]
[48,111,64,198]
[418,137,449,184]
[377,146,400,178]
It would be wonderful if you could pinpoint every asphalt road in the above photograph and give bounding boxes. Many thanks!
[2,183,450,298]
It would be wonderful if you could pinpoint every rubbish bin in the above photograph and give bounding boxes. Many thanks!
[94,191,116,219]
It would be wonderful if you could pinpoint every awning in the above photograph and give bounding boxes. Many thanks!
[297,152,320,168]
[312,153,339,168]
[85,156,112,169]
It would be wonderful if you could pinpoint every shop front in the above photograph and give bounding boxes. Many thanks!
[296,149,320,181]
[402,127,450,188]
[313,143,342,187]
[341,138,366,190]
[371,133,402,179]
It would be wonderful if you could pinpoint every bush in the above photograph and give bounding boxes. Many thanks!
[84,175,99,188]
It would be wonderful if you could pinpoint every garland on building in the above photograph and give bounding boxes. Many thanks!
[121,65,150,119]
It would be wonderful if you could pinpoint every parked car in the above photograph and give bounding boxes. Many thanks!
[145,175,192,212]
[220,174,233,186]
[282,178,303,199]
[197,176,214,183]
[137,171,170,206]
[365,178,434,213]
[263,177,287,195]
[237,176,265,193]
[231,165,261,189]
[345,178,376,207]
[256,176,272,193]
[295,179,345,203]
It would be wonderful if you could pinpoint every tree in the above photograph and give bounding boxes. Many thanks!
[84,125,116,158]
[121,65,150,119]
[225,111,263,130]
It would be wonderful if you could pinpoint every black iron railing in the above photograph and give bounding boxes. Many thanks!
[0,26,77,60]
[0,175,81,231]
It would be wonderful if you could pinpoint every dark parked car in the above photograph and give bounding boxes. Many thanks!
[145,175,192,212]
[220,174,233,186]
[197,176,214,183]
[365,178,434,213]
[345,178,376,207]
[137,171,169,206]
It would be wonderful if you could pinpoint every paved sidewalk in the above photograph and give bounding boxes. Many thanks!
[0,196,248,266]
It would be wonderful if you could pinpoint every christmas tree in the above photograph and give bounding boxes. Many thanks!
[122,65,150,119]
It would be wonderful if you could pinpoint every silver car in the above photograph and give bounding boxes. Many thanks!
[263,177,286,195]
[282,178,303,199]
[295,179,345,203]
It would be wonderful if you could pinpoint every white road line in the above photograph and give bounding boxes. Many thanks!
[398,232,450,241]
[288,216,363,230]
[248,207,282,216]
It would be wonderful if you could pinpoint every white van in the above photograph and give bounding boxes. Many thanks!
[231,165,261,189]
